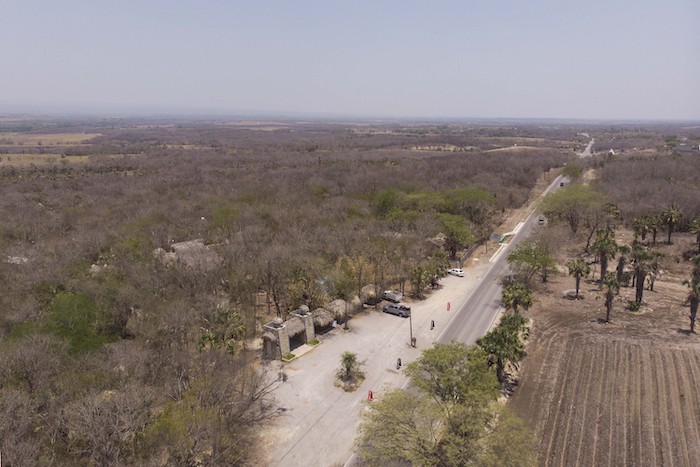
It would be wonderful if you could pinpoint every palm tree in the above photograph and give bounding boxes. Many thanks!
[631,244,652,304]
[604,202,621,229]
[661,204,683,244]
[647,214,661,246]
[338,351,363,381]
[501,282,533,314]
[603,272,618,323]
[592,228,618,282]
[566,258,590,299]
[683,276,700,333]
[477,326,524,384]
[647,251,663,292]
[632,216,649,242]
[692,255,700,281]
[690,219,700,254]
[615,244,631,293]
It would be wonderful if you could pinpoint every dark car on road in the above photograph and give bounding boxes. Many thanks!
[383,303,411,317]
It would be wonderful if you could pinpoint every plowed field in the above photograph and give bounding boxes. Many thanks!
[510,263,700,466]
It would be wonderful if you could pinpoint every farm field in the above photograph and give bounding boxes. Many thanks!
[510,234,700,467]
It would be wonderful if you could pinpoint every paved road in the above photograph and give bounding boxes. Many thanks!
[581,137,594,157]
[438,174,564,345]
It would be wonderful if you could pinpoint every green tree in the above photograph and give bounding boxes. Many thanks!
[356,390,443,465]
[631,244,652,304]
[438,403,492,466]
[44,291,114,354]
[410,265,432,299]
[632,216,650,242]
[372,188,399,218]
[427,249,450,288]
[661,204,683,244]
[634,214,662,245]
[198,307,246,354]
[647,214,661,246]
[542,184,605,235]
[683,276,700,333]
[287,266,328,313]
[615,244,631,293]
[591,227,618,282]
[356,342,532,466]
[336,351,365,390]
[562,164,583,181]
[689,218,700,253]
[405,343,498,411]
[444,187,495,228]
[333,259,356,330]
[647,251,663,292]
[501,282,533,314]
[566,258,590,299]
[603,272,618,323]
[480,406,538,467]
[507,240,555,283]
[436,213,475,258]
[476,315,525,384]
[603,202,622,229]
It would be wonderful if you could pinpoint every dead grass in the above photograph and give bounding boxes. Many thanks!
[0,132,100,145]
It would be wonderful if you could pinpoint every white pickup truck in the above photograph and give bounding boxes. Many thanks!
[381,290,403,303]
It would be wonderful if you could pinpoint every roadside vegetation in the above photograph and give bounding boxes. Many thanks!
[356,342,536,466]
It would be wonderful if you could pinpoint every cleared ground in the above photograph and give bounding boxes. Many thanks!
[0,132,100,145]
[510,236,700,467]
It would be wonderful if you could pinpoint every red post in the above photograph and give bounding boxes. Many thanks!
[368,390,373,401]
[447,302,451,311]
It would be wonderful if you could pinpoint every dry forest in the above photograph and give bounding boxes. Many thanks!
[0,116,699,465]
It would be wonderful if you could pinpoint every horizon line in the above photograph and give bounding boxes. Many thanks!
[1,102,699,125]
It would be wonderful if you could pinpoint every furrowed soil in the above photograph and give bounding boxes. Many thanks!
[510,234,700,467]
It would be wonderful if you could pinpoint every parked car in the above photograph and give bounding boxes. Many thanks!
[381,290,403,303]
[448,268,464,277]
[383,303,411,317]
[537,215,546,225]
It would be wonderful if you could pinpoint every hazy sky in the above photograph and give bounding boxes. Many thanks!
[2,1,699,120]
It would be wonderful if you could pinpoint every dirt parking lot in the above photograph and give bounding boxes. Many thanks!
[510,234,700,467]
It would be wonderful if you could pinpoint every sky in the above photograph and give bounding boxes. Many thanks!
[1,0,699,120]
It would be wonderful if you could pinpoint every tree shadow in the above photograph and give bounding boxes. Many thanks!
[676,328,694,336]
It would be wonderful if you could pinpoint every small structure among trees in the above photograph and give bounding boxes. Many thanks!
[262,306,317,360]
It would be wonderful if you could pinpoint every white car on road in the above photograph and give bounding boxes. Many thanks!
[448,268,464,277]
